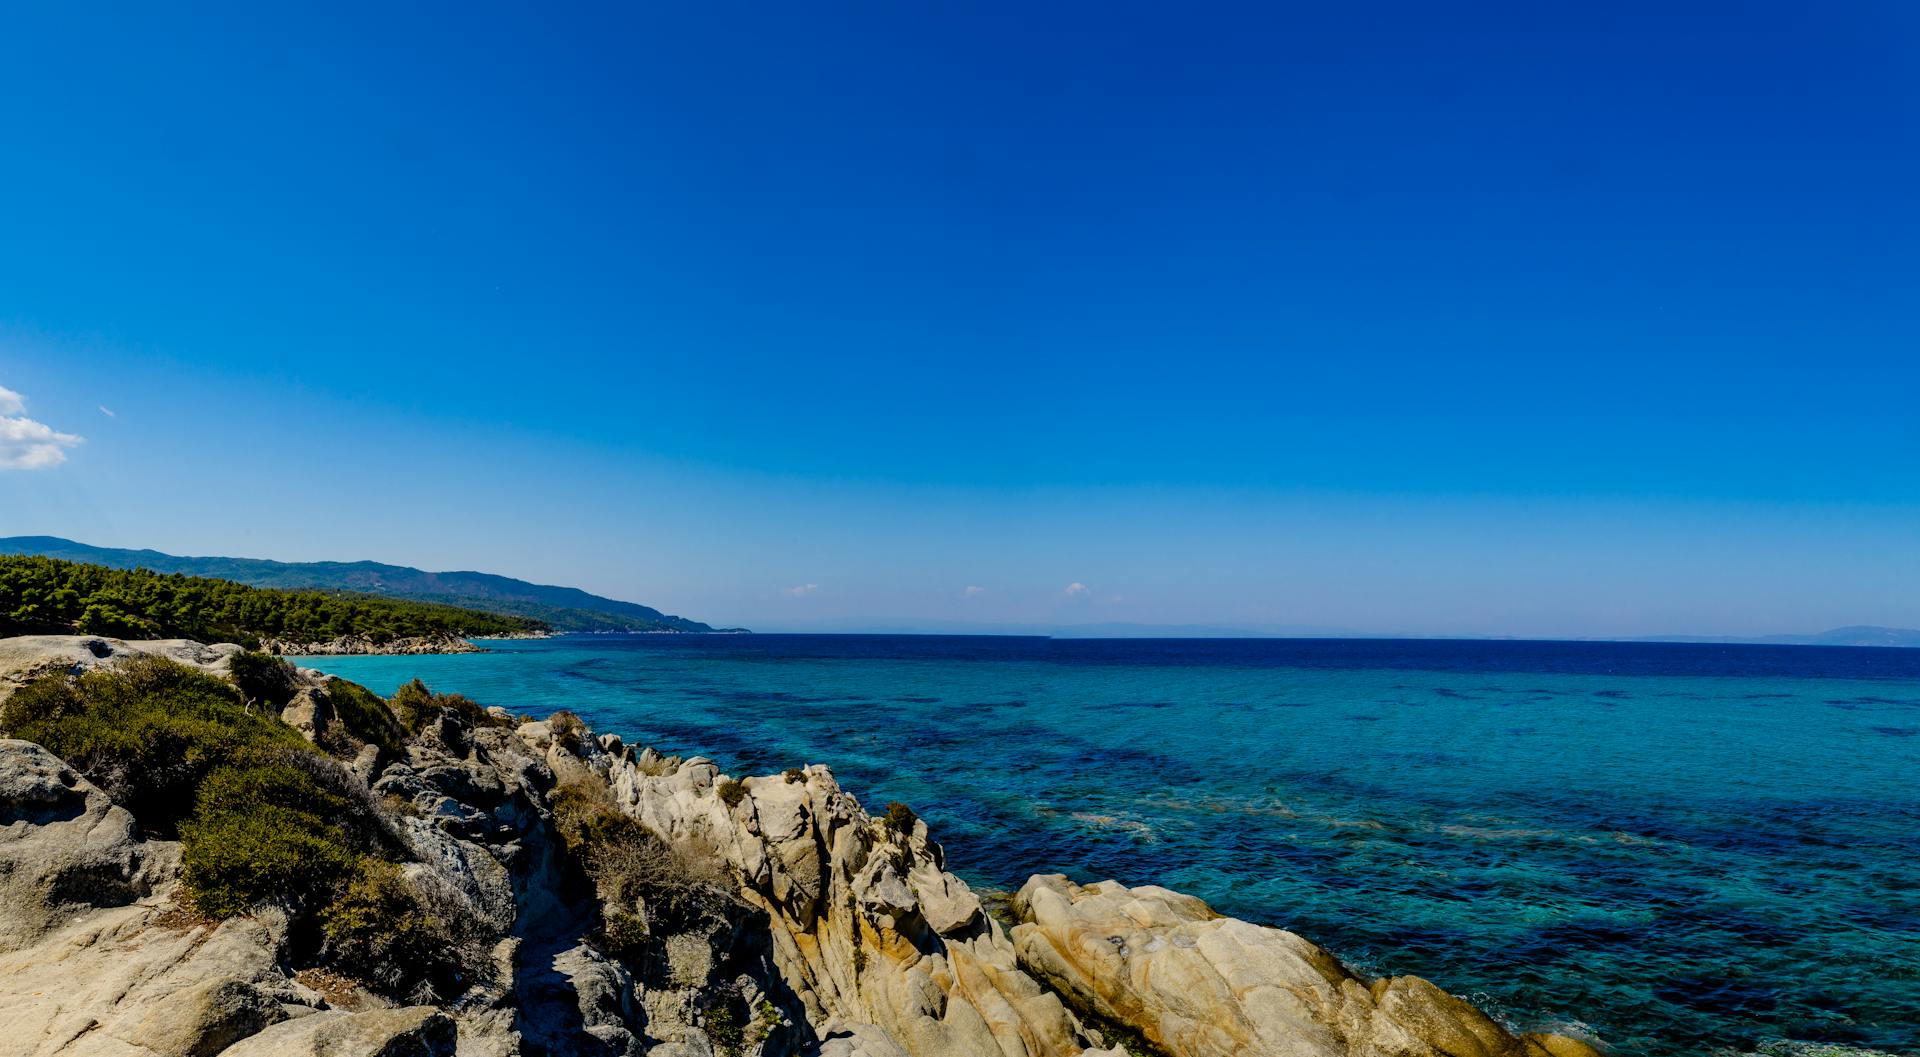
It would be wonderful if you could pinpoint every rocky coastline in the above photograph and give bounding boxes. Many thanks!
[266,632,488,656]
[0,635,1605,1057]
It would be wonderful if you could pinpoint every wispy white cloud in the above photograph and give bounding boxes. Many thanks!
[0,386,83,470]
[785,583,820,598]
[962,585,986,599]
[1063,582,1091,600]
[98,405,116,418]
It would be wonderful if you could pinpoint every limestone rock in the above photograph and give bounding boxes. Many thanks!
[219,1006,457,1057]
[0,740,177,951]
[591,745,1098,1057]
[0,902,303,1057]
[1010,875,1602,1057]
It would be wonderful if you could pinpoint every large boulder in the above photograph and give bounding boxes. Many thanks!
[0,740,177,951]
[1009,875,1602,1057]
[0,898,307,1057]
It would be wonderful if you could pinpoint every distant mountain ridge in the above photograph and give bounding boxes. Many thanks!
[0,537,719,634]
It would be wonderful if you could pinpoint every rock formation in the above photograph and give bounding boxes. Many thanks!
[1010,876,1602,1057]
[0,636,1605,1057]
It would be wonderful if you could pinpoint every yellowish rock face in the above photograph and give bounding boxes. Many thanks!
[1009,874,1605,1057]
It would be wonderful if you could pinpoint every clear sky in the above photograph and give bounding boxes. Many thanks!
[2,2,1916,636]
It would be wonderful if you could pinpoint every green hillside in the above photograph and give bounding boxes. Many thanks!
[0,537,721,633]
[0,555,542,646]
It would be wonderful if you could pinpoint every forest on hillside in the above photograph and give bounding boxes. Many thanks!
[0,555,544,646]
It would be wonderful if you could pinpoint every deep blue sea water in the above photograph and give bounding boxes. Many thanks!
[298,635,1920,1057]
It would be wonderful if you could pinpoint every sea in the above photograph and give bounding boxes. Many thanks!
[297,634,1920,1057]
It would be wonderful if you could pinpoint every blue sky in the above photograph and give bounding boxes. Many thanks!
[1,2,1915,636]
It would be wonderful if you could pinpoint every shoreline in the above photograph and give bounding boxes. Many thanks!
[0,632,1607,1057]
[269,631,489,656]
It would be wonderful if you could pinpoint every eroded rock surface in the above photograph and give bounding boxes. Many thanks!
[580,739,1098,1057]
[0,740,295,1057]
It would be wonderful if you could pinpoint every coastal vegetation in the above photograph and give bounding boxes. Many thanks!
[0,554,544,645]
[0,655,478,1000]
[389,676,502,736]
[551,773,732,936]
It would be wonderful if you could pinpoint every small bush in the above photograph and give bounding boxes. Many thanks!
[783,767,805,784]
[325,678,406,756]
[389,679,437,733]
[179,806,360,918]
[321,861,462,1002]
[706,1003,744,1057]
[549,710,589,751]
[390,678,502,736]
[551,777,733,933]
[177,755,393,917]
[717,778,747,808]
[751,999,782,1046]
[883,801,918,837]
[228,650,299,710]
[598,910,650,958]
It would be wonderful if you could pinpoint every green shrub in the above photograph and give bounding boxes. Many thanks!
[389,679,437,733]
[717,778,747,808]
[178,755,382,917]
[751,999,781,1045]
[195,760,353,821]
[390,678,499,735]
[179,806,360,918]
[325,677,406,756]
[706,1003,744,1057]
[783,767,805,784]
[321,860,459,1001]
[883,801,918,836]
[598,910,650,958]
[549,710,589,752]
[227,650,299,710]
[0,656,306,834]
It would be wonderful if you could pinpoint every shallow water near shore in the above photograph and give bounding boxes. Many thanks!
[299,634,1920,1057]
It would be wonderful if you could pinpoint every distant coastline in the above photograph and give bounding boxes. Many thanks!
[737,621,1920,648]
[271,632,492,656]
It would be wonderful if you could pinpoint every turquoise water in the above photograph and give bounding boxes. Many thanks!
[300,635,1920,1056]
